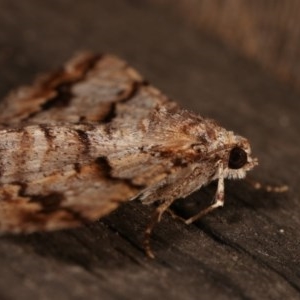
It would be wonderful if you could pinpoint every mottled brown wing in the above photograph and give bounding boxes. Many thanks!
[0,160,142,233]
[0,53,147,125]
[0,53,190,232]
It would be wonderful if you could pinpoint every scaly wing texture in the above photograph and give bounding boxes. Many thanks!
[0,53,145,124]
[0,162,140,233]
[0,53,210,232]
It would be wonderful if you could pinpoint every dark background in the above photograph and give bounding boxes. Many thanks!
[0,1,299,299]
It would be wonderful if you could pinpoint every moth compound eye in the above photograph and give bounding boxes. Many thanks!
[228,147,247,169]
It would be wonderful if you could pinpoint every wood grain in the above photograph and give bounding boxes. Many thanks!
[0,1,299,299]
[152,0,300,90]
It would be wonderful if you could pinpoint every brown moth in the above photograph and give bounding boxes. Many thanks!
[0,53,258,257]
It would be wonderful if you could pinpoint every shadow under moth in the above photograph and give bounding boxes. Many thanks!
[0,53,259,258]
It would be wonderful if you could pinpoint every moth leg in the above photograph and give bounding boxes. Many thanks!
[185,162,225,225]
[166,208,187,222]
[144,198,175,259]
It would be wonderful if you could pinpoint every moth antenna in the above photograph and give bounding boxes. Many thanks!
[246,178,288,193]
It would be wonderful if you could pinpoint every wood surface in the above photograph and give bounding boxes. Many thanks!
[153,0,300,90]
[0,1,299,299]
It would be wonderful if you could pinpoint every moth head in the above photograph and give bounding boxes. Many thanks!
[223,137,258,180]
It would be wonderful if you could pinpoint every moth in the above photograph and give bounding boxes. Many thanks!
[0,53,258,257]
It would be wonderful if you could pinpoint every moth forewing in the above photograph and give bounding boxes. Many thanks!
[0,52,257,257]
